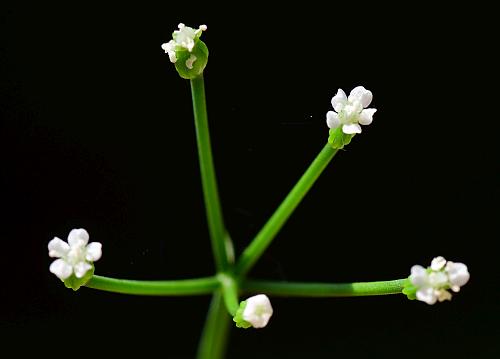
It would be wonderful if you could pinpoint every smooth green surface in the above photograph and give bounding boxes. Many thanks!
[86,275,405,297]
[86,275,219,296]
[242,279,406,297]
[191,75,232,358]
[235,143,338,276]
[196,291,231,359]
[328,127,355,149]
[218,273,240,316]
[191,75,233,272]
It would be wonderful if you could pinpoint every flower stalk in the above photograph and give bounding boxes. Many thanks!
[191,75,234,272]
[243,279,407,297]
[235,143,338,277]
[85,275,219,296]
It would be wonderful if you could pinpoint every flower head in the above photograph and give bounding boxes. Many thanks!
[243,294,273,328]
[326,86,377,134]
[233,294,273,329]
[407,256,470,305]
[48,228,102,281]
[161,23,208,79]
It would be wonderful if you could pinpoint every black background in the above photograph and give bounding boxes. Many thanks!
[1,2,498,358]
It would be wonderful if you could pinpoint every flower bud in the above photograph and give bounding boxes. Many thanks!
[161,23,209,79]
[233,294,273,329]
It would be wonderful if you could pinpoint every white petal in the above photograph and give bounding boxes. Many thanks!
[74,262,92,278]
[428,272,448,287]
[175,26,197,51]
[243,294,273,329]
[446,262,470,288]
[161,41,177,63]
[416,287,437,305]
[331,89,347,112]
[430,256,446,271]
[48,237,70,258]
[410,265,428,287]
[185,39,195,51]
[49,259,73,280]
[168,52,177,63]
[326,111,340,129]
[342,123,362,134]
[68,228,89,247]
[348,86,373,108]
[359,108,377,125]
[85,242,102,262]
[161,42,172,53]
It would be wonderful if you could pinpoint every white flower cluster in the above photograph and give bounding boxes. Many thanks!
[410,256,470,305]
[242,294,273,328]
[326,86,377,134]
[48,228,102,280]
[161,23,207,66]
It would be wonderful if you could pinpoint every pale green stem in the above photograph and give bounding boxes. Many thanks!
[218,273,240,316]
[196,291,231,359]
[85,275,219,296]
[235,143,338,276]
[191,75,233,271]
[242,279,406,297]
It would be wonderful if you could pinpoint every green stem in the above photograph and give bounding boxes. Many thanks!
[218,273,240,316]
[235,143,338,276]
[196,291,231,359]
[85,275,219,296]
[242,279,406,297]
[191,75,233,272]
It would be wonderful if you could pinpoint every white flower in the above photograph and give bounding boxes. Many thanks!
[409,256,469,305]
[242,294,273,328]
[48,228,102,280]
[161,23,207,64]
[326,86,377,134]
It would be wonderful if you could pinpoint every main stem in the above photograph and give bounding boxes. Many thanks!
[243,279,406,297]
[191,75,232,272]
[235,143,338,276]
[85,275,219,296]
[196,291,231,359]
